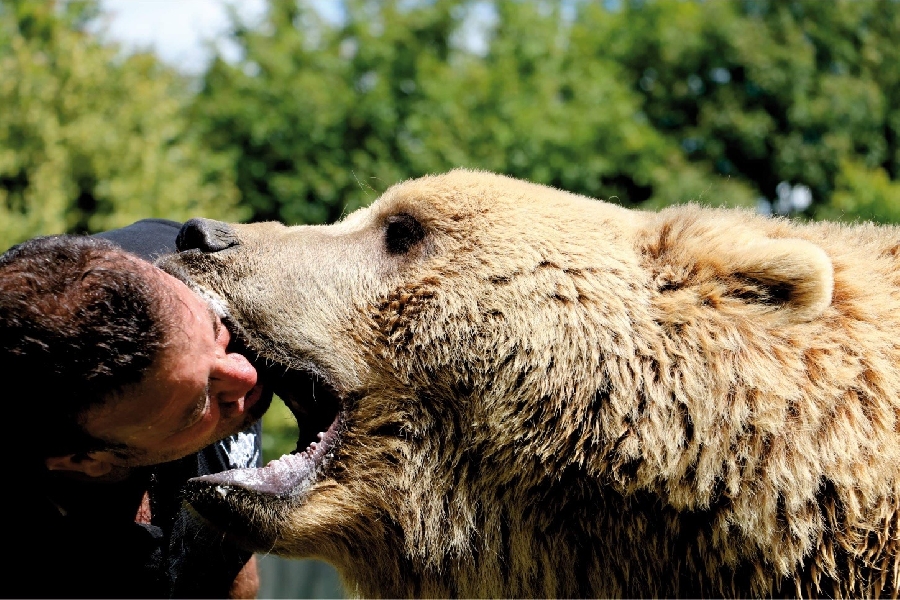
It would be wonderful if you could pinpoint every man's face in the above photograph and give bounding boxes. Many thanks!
[79,268,270,469]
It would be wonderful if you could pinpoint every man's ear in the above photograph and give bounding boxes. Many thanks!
[45,453,115,478]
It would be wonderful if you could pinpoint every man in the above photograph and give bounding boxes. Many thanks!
[0,220,271,598]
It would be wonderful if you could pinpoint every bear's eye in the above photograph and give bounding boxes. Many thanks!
[384,213,425,255]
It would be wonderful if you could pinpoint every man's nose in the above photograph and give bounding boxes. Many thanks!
[176,218,240,253]
[213,353,258,409]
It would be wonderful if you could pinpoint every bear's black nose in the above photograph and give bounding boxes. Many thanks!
[176,218,240,252]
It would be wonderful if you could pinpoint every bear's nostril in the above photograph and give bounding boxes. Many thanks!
[176,218,240,253]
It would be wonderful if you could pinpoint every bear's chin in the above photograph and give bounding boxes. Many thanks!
[182,476,294,549]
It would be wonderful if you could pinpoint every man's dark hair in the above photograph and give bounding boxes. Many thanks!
[0,235,172,467]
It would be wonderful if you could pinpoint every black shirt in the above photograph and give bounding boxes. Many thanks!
[14,426,262,598]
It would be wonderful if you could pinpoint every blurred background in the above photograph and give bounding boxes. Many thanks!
[3,0,900,596]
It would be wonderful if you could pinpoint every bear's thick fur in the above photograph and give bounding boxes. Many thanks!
[162,169,900,598]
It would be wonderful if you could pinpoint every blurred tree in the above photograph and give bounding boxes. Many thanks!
[195,0,755,226]
[820,159,900,224]
[589,0,900,222]
[5,0,896,248]
[0,0,246,248]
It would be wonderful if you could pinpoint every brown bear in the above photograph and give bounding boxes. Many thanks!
[160,169,900,598]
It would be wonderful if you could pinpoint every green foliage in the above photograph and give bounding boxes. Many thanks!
[191,0,900,226]
[261,395,299,463]
[0,0,246,249]
[193,0,757,227]
[8,0,900,239]
[820,160,900,224]
[591,0,900,222]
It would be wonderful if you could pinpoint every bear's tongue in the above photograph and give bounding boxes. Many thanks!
[192,423,340,497]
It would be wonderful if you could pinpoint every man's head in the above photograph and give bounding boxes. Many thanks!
[0,235,269,479]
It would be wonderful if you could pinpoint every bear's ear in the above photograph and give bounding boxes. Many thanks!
[650,219,834,324]
[714,237,834,323]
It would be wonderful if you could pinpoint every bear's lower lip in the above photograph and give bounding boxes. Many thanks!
[191,411,341,496]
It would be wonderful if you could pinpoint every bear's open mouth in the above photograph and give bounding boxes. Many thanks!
[190,314,344,498]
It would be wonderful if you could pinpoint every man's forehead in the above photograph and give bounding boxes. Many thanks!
[155,268,219,333]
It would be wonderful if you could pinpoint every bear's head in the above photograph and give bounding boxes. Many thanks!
[160,169,900,598]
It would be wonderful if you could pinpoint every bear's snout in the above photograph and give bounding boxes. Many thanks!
[176,218,240,253]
